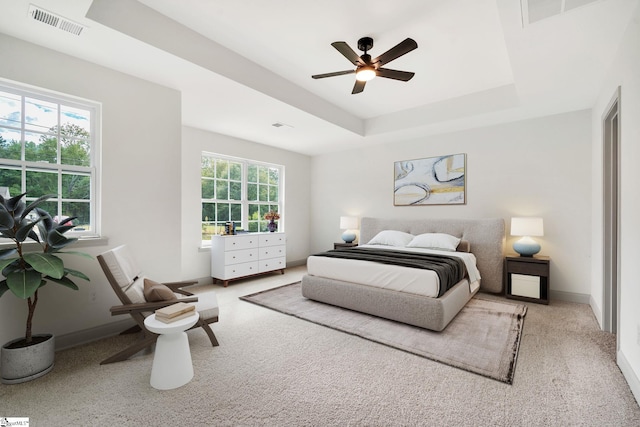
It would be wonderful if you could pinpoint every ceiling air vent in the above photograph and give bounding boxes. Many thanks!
[521,0,602,26]
[28,4,86,36]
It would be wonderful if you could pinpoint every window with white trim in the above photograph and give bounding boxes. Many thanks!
[201,153,283,242]
[0,81,100,237]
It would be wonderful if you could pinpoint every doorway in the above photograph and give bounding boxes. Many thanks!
[602,87,620,337]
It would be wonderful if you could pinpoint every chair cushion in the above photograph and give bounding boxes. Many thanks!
[100,245,143,289]
[143,278,178,302]
[124,276,146,304]
[182,291,219,320]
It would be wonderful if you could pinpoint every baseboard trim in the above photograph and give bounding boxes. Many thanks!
[55,318,135,351]
[549,290,590,304]
[618,349,640,406]
[589,294,603,329]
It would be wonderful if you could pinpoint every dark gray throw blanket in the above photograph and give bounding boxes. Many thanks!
[313,247,467,297]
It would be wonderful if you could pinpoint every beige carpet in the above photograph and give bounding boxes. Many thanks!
[241,282,527,384]
[2,266,639,426]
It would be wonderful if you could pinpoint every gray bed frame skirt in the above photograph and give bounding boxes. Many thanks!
[301,217,505,332]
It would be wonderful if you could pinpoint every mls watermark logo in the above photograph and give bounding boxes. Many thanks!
[0,418,29,427]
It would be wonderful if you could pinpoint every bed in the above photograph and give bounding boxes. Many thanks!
[301,217,505,331]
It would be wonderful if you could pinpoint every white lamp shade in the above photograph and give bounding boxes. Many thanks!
[510,217,544,237]
[340,216,358,230]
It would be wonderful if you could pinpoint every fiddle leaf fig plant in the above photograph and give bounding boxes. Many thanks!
[0,193,91,346]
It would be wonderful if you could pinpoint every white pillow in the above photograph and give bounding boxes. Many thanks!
[366,230,414,247]
[406,233,461,252]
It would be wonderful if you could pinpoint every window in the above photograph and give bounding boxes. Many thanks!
[0,81,100,237]
[201,153,283,242]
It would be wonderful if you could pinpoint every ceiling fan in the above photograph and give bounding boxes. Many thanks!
[312,37,418,94]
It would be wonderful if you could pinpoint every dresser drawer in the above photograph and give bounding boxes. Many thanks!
[224,235,259,251]
[259,257,286,273]
[259,245,285,260]
[259,233,286,247]
[224,248,258,265]
[224,261,259,279]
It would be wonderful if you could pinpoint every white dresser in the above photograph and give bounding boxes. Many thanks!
[210,232,286,286]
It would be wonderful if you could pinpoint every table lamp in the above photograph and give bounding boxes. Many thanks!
[511,217,544,257]
[339,216,358,243]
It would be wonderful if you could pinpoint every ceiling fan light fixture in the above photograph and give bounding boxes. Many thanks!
[355,66,376,82]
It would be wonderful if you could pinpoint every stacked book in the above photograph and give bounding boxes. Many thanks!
[155,302,196,324]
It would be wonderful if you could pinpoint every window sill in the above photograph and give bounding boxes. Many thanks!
[0,236,109,251]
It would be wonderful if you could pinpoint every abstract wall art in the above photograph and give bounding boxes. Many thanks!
[394,153,466,206]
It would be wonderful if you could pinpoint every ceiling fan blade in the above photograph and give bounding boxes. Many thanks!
[312,70,356,79]
[352,80,366,94]
[377,68,415,82]
[331,41,365,66]
[372,38,418,67]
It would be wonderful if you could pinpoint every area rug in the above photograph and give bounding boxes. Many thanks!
[241,282,527,384]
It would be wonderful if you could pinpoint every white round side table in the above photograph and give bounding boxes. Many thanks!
[144,311,199,390]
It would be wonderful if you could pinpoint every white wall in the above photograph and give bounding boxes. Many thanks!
[0,34,183,346]
[310,110,593,298]
[591,2,640,400]
[180,126,312,279]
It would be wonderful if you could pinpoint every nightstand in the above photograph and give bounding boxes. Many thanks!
[334,242,358,249]
[504,255,550,304]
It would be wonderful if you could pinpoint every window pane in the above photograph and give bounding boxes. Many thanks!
[0,129,21,160]
[258,184,268,202]
[216,203,229,222]
[202,203,216,222]
[248,203,258,220]
[62,201,90,230]
[0,91,21,128]
[258,166,268,183]
[247,164,257,182]
[216,159,228,179]
[216,179,228,199]
[230,203,241,221]
[61,173,90,199]
[25,132,57,163]
[269,168,278,185]
[25,97,58,134]
[247,183,257,201]
[229,181,241,200]
[269,186,278,202]
[37,200,58,218]
[202,179,215,199]
[0,168,21,196]
[60,105,91,135]
[229,162,241,181]
[201,157,215,178]
[26,170,57,197]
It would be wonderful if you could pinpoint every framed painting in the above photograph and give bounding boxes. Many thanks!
[394,153,466,206]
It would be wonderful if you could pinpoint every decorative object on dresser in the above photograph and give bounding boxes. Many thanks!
[339,216,358,243]
[394,154,466,206]
[211,232,286,287]
[264,210,280,232]
[510,217,544,256]
[505,255,550,304]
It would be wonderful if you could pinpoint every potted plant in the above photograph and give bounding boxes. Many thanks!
[0,193,91,384]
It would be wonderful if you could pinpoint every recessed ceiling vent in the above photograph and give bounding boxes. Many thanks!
[28,4,86,36]
[521,0,601,26]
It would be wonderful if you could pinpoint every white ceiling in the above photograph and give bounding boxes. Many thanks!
[0,0,638,155]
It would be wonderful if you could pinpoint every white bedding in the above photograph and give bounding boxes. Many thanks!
[306,245,481,298]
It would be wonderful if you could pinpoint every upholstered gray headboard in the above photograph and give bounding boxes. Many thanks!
[360,217,505,293]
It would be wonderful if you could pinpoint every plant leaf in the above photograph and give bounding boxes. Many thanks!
[6,270,43,299]
[20,194,55,221]
[57,250,94,260]
[15,217,42,243]
[44,275,79,291]
[64,267,90,281]
[0,257,18,271]
[0,279,9,298]
[23,253,64,279]
[0,206,14,229]
[0,248,17,259]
